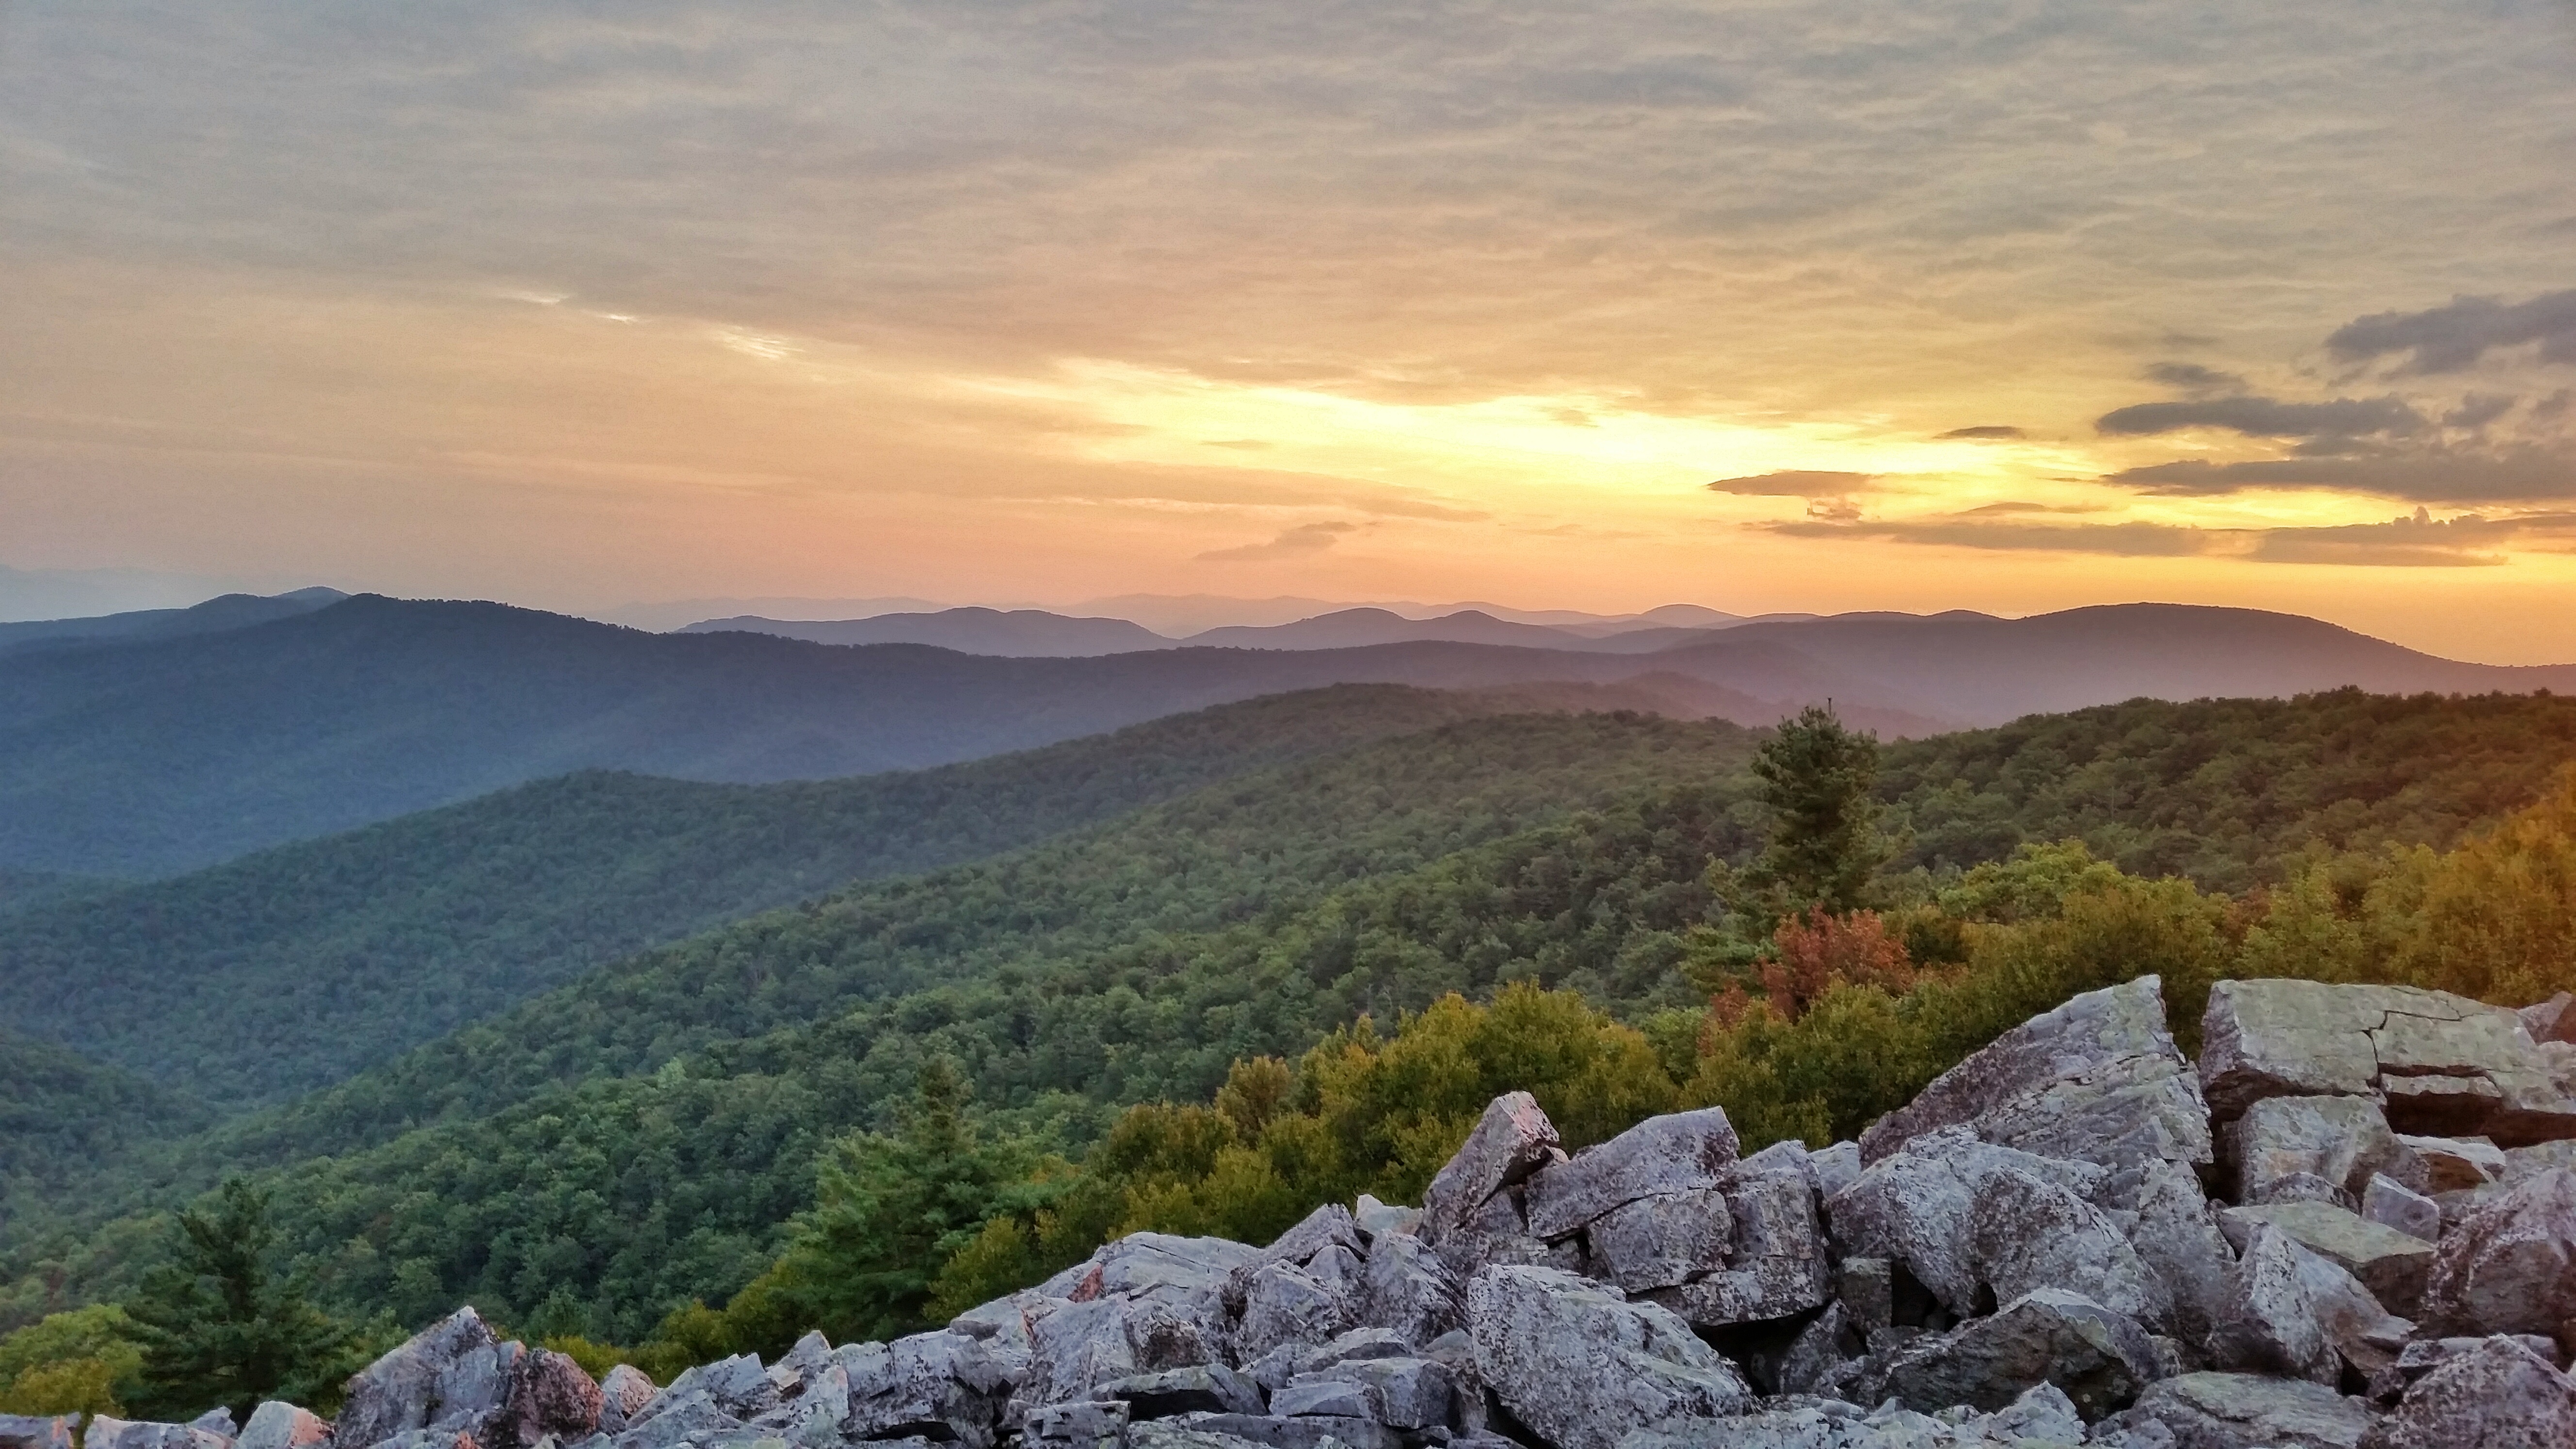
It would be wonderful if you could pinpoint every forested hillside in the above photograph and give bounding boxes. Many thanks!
[0,685,1547,1109]
[13,689,2576,1352]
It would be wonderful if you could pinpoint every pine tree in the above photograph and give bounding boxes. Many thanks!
[1744,703,1887,915]
[125,1179,360,1422]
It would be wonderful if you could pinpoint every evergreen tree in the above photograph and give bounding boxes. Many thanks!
[1745,703,1886,914]
[125,1179,359,1422]
[773,1060,1048,1344]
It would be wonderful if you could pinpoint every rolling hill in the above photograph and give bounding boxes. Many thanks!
[0,587,344,657]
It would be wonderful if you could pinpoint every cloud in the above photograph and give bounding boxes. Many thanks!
[1937,425,2025,440]
[1706,470,1876,497]
[2095,395,2426,440]
[2326,289,2576,374]
[2105,444,2576,503]
[2444,393,2515,431]
[1195,521,1358,562]
[1765,508,2576,567]
[2143,362,2248,396]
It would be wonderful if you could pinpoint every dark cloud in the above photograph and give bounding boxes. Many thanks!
[1707,470,1876,497]
[1766,509,2576,566]
[2105,444,2576,503]
[2142,362,2248,396]
[2095,395,2425,439]
[1937,425,2026,440]
[1194,521,1357,562]
[2326,289,2576,373]
[2444,393,2515,431]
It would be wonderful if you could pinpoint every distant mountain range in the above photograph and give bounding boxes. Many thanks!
[680,603,1794,656]
[0,586,345,656]
[6,590,2573,877]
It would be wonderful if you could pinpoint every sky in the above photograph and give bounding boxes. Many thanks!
[4,2,2576,659]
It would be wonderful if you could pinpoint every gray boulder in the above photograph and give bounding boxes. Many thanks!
[1353,1232,1461,1345]
[639,1353,769,1424]
[0,1418,75,1449]
[2361,1174,2441,1242]
[1585,1189,1733,1293]
[2097,1372,2373,1449]
[1098,1365,1264,1419]
[2226,1095,2417,1208]
[1313,1356,1456,1430]
[1646,1158,1830,1329]
[1421,1094,1563,1250]
[1153,1413,1401,1449]
[1352,1196,1419,1240]
[234,1405,327,1449]
[1039,1234,1263,1311]
[1862,1287,2162,1422]
[69,1424,228,1449]
[1522,1108,1739,1240]
[1465,1265,1750,1449]
[489,1349,603,1449]
[1237,1258,1359,1362]
[2110,1156,2240,1353]
[1615,1384,2080,1448]
[2199,980,2576,1144]
[595,1367,658,1436]
[2361,1334,2576,1448]
[1806,1143,1863,1201]
[2419,1166,2576,1339]
[2368,1334,2563,1404]
[336,1306,515,1449]
[606,1391,738,1449]
[1027,1399,1129,1449]
[2206,1225,2342,1385]
[839,1330,1011,1447]
[1859,976,2211,1172]
[2398,1134,2508,1191]
[2218,1202,2433,1317]
[1265,1378,1372,1419]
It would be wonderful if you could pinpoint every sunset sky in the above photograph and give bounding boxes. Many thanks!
[5,2,2576,659]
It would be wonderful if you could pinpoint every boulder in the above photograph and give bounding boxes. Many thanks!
[1026,1400,1129,1449]
[595,1367,658,1436]
[2226,1095,2417,1208]
[2361,1334,2576,1449]
[2400,1134,2509,1191]
[337,1306,514,1449]
[1859,976,2212,1172]
[0,1419,75,1449]
[1352,1196,1419,1240]
[639,1353,769,1424]
[2113,1156,2241,1353]
[1616,1384,2080,1448]
[2522,993,2576,1046]
[1236,1259,1359,1362]
[81,1423,229,1449]
[489,1349,603,1449]
[1256,1206,1365,1273]
[1421,1095,1563,1253]
[1806,1142,1862,1200]
[1039,1234,1262,1311]
[1773,1302,1858,1397]
[1645,1159,1829,1329]
[1862,1286,2162,1422]
[2219,1202,2433,1316]
[842,1330,1012,1447]
[2199,980,2576,1144]
[606,1390,738,1449]
[2206,1225,2345,1385]
[2097,1371,2373,1449]
[1521,1108,1739,1240]
[1298,1356,1455,1430]
[2368,1333,2564,1404]
[1098,1365,1264,1419]
[1353,1232,1461,1345]
[2361,1174,2441,1242]
[1155,1414,1401,1449]
[1265,1378,1372,1419]
[233,1406,327,1449]
[1465,1265,1750,1449]
[1826,1129,2158,1327]
[1583,1190,1732,1293]
[2418,1166,2576,1341]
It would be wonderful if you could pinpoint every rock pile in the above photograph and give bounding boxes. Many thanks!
[59,976,2576,1449]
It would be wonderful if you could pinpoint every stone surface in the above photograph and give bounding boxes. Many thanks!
[595,1367,658,1437]
[1522,1108,1739,1240]
[2099,1371,2373,1449]
[490,1349,603,1449]
[2199,979,2576,1144]
[1465,1265,1750,1449]
[2398,1134,2508,1191]
[1027,1400,1128,1449]
[2115,1156,2240,1353]
[1160,1414,1401,1449]
[1583,1189,1731,1293]
[2361,1334,2576,1449]
[81,1422,229,1449]
[2206,1225,2343,1385]
[2218,1202,2433,1316]
[1352,1231,1460,1345]
[1352,1196,1419,1241]
[2227,1095,2416,1208]
[1805,1142,1863,1201]
[1099,1364,1264,1419]
[1301,1356,1456,1430]
[234,1405,327,1449]
[1237,1259,1358,1362]
[1860,976,2212,1172]
[1421,1094,1563,1250]
[338,1306,514,1449]
[1646,1160,1829,1329]
[839,1331,1010,1448]
[2418,1166,2576,1340]
[2361,1174,2441,1242]
[0,1418,74,1449]
[1864,1287,2162,1422]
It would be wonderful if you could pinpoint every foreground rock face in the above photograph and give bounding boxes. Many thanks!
[71,974,2576,1449]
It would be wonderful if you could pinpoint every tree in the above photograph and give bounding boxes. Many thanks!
[124,1179,361,1422]
[1745,704,1886,914]
[772,1059,1050,1344]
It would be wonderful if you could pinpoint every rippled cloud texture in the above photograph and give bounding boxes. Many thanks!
[3,2,2574,655]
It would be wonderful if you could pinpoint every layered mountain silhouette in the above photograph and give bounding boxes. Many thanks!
[4,592,2569,876]
[0,586,345,657]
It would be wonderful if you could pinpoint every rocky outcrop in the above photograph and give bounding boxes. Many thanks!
[2200,980,2576,1144]
[1861,976,2214,1172]
[143,975,2576,1449]
[0,1418,77,1449]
